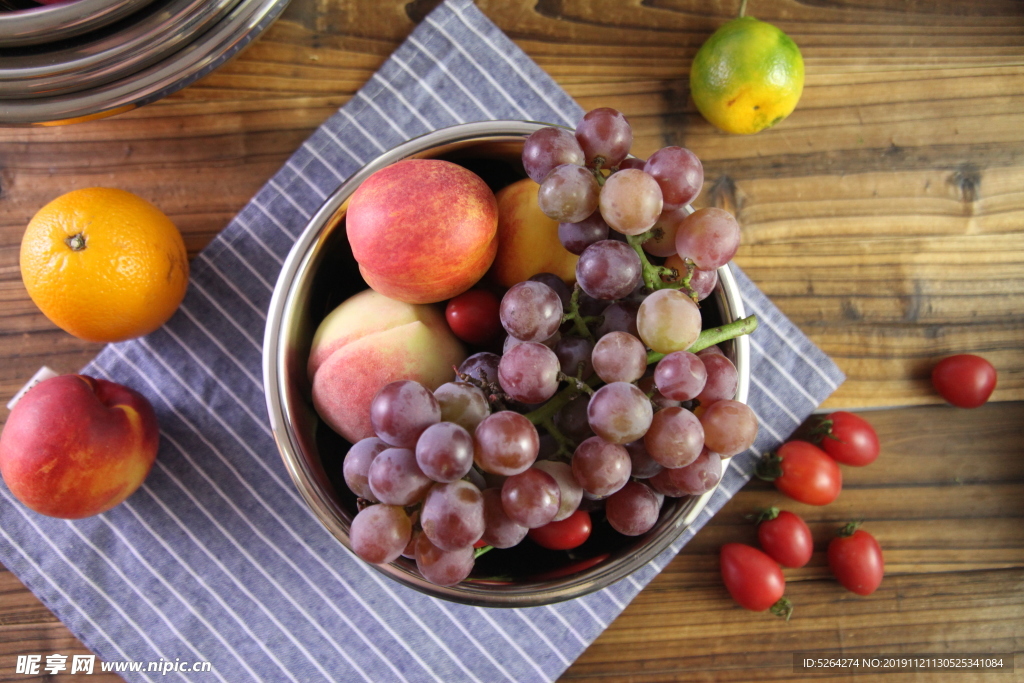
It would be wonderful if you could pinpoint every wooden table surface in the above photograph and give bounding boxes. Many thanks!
[2,1,1023,681]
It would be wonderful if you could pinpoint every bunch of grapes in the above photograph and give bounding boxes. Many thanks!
[343,108,759,587]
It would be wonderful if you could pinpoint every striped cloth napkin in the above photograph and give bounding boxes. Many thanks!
[0,1,845,681]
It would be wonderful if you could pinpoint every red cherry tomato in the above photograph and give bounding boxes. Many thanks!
[445,289,501,345]
[818,411,880,467]
[931,354,997,408]
[827,523,884,596]
[719,543,791,618]
[528,509,592,551]
[757,440,842,506]
[757,508,813,568]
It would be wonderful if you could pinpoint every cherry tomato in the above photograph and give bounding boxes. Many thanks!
[719,543,791,618]
[817,411,880,467]
[931,354,997,408]
[757,440,842,506]
[827,523,884,596]
[445,289,501,345]
[756,508,813,568]
[528,509,592,550]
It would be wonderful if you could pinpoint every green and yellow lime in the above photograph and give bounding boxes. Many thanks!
[690,15,804,135]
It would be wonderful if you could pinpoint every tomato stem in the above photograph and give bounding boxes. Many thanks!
[754,452,783,481]
[770,597,793,621]
[837,520,862,538]
[748,506,780,524]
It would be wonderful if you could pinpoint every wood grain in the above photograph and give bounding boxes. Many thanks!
[1,1,1023,681]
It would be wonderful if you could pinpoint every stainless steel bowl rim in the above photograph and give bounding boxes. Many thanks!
[0,0,289,124]
[0,0,154,47]
[264,120,750,607]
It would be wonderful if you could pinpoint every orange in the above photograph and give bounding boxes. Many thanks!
[20,188,189,343]
[690,16,804,135]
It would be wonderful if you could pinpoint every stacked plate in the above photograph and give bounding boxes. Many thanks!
[0,0,291,125]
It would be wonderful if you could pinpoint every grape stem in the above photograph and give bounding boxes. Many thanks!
[624,232,698,300]
[562,285,596,340]
[526,313,758,429]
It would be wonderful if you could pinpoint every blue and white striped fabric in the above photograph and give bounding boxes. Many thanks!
[0,1,845,681]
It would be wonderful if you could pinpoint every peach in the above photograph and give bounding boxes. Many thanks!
[346,159,499,304]
[309,289,466,443]
[489,177,578,288]
[0,374,159,519]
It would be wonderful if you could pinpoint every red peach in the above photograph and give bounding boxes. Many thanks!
[309,289,465,443]
[0,375,159,519]
[346,159,499,304]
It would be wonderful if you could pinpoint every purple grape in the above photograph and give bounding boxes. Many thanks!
[696,353,739,404]
[575,240,643,301]
[480,488,529,548]
[558,211,610,255]
[538,163,600,223]
[415,534,475,586]
[367,448,433,506]
[654,351,708,401]
[591,331,647,383]
[644,146,704,209]
[575,107,633,169]
[571,436,632,498]
[587,382,653,445]
[674,207,741,270]
[459,352,500,386]
[529,272,573,308]
[420,480,485,551]
[554,335,594,380]
[522,126,585,183]
[370,380,440,447]
[598,169,663,235]
[605,481,661,536]
[499,280,563,342]
[343,437,389,500]
[644,407,704,469]
[625,439,665,479]
[474,411,539,476]
[501,467,561,528]
[415,421,474,483]
[595,301,639,338]
[498,341,561,404]
[350,504,411,564]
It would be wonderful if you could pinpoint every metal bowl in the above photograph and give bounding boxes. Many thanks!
[263,120,750,607]
[0,0,290,125]
[0,0,155,48]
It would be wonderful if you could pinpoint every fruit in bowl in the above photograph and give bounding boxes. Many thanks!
[264,114,756,606]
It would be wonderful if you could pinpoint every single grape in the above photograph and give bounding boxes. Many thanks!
[598,169,663,235]
[554,335,595,381]
[499,280,563,342]
[697,344,725,358]
[420,480,486,551]
[674,207,741,271]
[591,331,648,384]
[650,447,723,497]
[415,421,475,483]
[350,504,412,565]
[577,289,609,317]
[571,436,632,498]
[343,437,389,500]
[587,382,654,444]
[370,380,441,448]
[654,351,707,401]
[434,381,491,433]
[498,341,561,404]
[533,460,583,521]
[415,534,475,587]
[595,301,639,338]
[558,210,611,255]
[367,448,433,506]
[529,272,573,309]
[576,240,643,301]
[575,107,633,169]
[537,163,600,223]
[624,439,665,479]
[662,255,718,301]
[554,393,594,443]
[501,467,561,528]
[700,399,758,456]
[697,353,739,404]
[636,288,702,354]
[605,481,661,536]
[459,352,500,386]
[644,146,704,209]
[644,406,705,468]
[473,411,540,475]
[642,206,688,258]
[522,126,585,183]
[480,488,529,548]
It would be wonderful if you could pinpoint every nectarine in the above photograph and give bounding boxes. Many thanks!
[0,375,159,519]
[489,178,578,288]
[346,159,498,304]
